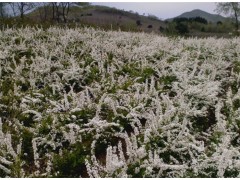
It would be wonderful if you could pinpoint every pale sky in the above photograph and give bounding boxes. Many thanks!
[92,2,217,20]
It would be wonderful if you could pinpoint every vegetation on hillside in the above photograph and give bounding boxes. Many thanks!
[0,2,165,34]
[164,16,235,36]
[0,2,238,37]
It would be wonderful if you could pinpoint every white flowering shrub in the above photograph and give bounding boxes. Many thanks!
[1,27,240,177]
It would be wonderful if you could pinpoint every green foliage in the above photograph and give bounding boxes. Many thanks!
[83,66,100,85]
[0,92,21,120]
[184,167,218,178]
[53,142,90,177]
[21,128,34,165]
[38,116,53,135]
[141,67,155,81]
[209,131,224,145]
[167,56,178,63]
[199,167,218,178]
[121,63,139,77]
[71,108,95,125]
[230,80,239,94]
[38,85,54,98]
[103,52,114,69]
[14,49,35,62]
[19,113,35,127]
[166,15,235,36]
[61,60,70,68]
[100,103,115,122]
[233,99,240,110]
[223,167,239,177]
[10,156,22,178]
[147,134,165,148]
[127,162,147,178]
[175,22,189,34]
[173,17,208,24]
[160,75,177,90]
[0,169,7,178]
[120,80,133,91]
[233,60,240,73]
[1,78,14,96]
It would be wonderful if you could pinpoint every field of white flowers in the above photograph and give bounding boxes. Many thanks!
[1,27,240,177]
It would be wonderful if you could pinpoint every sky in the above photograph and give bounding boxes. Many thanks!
[92,2,217,20]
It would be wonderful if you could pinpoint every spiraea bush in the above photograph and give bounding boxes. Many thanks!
[1,26,240,177]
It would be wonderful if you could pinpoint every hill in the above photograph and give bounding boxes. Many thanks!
[167,9,227,23]
[27,5,166,33]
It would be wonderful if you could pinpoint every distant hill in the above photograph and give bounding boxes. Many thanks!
[167,9,227,23]
[27,5,166,33]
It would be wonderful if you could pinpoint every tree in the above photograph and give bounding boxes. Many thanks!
[159,26,165,32]
[0,2,7,18]
[192,17,208,24]
[215,2,240,31]
[147,25,153,28]
[36,2,49,22]
[50,2,72,23]
[173,17,189,23]
[17,2,36,19]
[50,2,56,21]
[50,2,60,22]
[8,2,17,17]
[217,21,223,25]
[60,2,71,23]
[136,20,142,26]
[8,2,36,19]
[175,23,189,35]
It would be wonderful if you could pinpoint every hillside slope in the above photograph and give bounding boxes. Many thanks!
[28,5,166,33]
[167,9,227,23]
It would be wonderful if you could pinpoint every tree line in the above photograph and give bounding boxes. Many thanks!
[0,2,239,34]
[173,17,208,24]
[0,2,90,23]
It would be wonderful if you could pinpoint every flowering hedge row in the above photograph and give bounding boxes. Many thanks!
[1,27,240,177]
